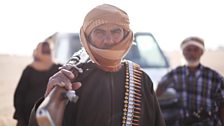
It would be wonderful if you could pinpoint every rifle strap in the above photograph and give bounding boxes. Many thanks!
[122,60,142,126]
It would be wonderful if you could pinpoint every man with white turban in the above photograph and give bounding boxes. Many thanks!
[156,36,224,126]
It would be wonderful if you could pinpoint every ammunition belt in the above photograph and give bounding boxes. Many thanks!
[122,60,142,126]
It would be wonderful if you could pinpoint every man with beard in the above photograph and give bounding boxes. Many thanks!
[156,36,224,126]
[28,4,166,126]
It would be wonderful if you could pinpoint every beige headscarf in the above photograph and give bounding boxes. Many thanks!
[80,4,133,72]
[30,42,54,71]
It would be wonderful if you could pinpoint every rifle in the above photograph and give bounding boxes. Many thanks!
[35,48,89,126]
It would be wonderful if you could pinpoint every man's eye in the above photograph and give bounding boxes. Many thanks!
[94,29,105,34]
[111,29,122,34]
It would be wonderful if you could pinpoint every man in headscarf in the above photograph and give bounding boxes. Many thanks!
[13,42,62,126]
[156,36,224,126]
[29,4,166,126]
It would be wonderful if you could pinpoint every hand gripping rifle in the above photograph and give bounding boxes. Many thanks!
[35,48,89,126]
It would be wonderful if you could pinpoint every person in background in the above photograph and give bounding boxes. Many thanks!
[13,41,62,126]
[156,36,224,126]
[28,4,166,126]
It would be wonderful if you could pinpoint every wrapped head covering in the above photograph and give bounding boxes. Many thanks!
[31,42,54,70]
[80,4,133,72]
[181,36,205,51]
[180,36,205,67]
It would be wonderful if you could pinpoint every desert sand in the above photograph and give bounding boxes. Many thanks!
[0,55,32,126]
[0,50,223,126]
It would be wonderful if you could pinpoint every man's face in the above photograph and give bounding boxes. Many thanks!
[183,42,203,64]
[88,23,125,49]
[42,43,51,55]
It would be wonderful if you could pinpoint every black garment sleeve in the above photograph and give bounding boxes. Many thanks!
[141,71,166,126]
[28,97,44,126]
[13,66,31,120]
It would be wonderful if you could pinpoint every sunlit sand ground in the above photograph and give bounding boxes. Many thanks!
[0,50,223,126]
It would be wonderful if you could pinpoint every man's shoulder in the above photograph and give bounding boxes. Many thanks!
[174,65,185,70]
[201,65,223,77]
[166,65,185,74]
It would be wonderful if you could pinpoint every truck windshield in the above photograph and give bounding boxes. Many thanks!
[125,33,169,68]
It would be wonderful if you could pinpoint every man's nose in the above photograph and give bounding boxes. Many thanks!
[104,32,114,43]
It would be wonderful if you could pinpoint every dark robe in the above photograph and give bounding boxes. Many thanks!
[29,62,166,126]
[13,63,62,125]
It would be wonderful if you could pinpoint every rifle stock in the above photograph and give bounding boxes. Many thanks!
[36,87,69,126]
[35,48,88,126]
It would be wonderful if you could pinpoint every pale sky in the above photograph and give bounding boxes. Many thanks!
[1,0,224,56]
